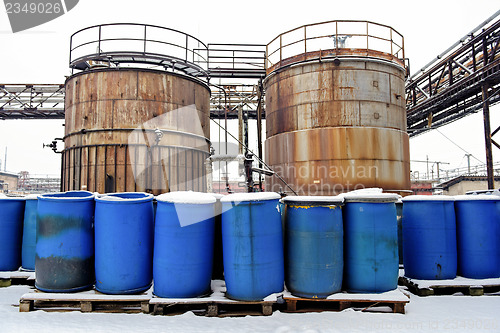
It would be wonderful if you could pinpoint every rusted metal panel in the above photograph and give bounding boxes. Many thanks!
[63,68,210,194]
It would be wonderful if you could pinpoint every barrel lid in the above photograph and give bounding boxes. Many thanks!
[402,195,455,202]
[24,194,39,200]
[220,192,280,203]
[156,191,216,204]
[339,188,400,203]
[342,193,400,203]
[454,194,500,201]
[39,190,94,201]
[282,195,344,206]
[0,194,25,200]
[96,192,153,202]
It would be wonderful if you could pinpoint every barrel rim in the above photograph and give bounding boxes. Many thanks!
[454,194,500,201]
[282,195,344,206]
[95,192,154,203]
[156,191,216,204]
[342,192,400,203]
[38,190,95,201]
[220,191,281,203]
[402,195,455,202]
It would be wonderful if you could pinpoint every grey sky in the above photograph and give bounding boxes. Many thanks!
[0,0,499,178]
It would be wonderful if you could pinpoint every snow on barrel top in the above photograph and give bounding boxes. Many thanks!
[156,191,216,204]
[220,192,281,203]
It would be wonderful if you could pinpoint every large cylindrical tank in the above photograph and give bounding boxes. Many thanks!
[343,193,399,293]
[94,192,154,294]
[402,196,457,280]
[21,195,38,271]
[221,192,284,301]
[36,191,95,292]
[264,22,409,195]
[283,196,344,298]
[153,191,215,298]
[455,195,500,279]
[0,197,25,271]
[63,68,210,195]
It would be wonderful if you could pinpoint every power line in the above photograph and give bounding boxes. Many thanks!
[435,128,484,164]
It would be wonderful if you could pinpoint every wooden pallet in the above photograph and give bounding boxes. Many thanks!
[281,289,410,314]
[150,298,274,317]
[19,290,151,313]
[0,270,35,287]
[399,276,500,296]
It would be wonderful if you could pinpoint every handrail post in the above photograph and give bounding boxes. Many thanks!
[143,25,147,54]
[98,25,101,55]
[279,35,282,66]
[185,35,189,62]
[304,26,307,56]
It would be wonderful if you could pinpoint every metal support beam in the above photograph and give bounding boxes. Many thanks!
[482,84,495,189]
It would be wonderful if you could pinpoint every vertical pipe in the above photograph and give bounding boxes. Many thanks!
[238,106,243,155]
[256,81,263,191]
[482,84,494,189]
[94,146,98,193]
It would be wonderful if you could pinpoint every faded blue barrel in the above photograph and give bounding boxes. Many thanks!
[221,192,284,301]
[283,196,344,298]
[343,193,399,293]
[402,195,457,280]
[21,195,38,271]
[455,195,500,279]
[36,191,95,292]
[95,192,154,294]
[153,191,215,298]
[0,196,25,271]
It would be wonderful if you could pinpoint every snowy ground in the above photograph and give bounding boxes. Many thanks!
[1,284,499,333]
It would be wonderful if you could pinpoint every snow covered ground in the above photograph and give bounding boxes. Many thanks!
[1,284,499,333]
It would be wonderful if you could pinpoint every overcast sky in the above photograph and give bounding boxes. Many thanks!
[0,0,499,179]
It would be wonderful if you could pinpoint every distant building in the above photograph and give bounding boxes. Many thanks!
[0,171,19,193]
[439,175,500,196]
[411,180,434,195]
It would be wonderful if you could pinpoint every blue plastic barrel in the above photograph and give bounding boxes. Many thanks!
[95,192,154,294]
[36,191,95,292]
[153,191,215,298]
[0,196,25,271]
[21,195,38,271]
[343,193,399,293]
[283,196,344,298]
[221,192,284,301]
[402,195,457,280]
[455,195,500,279]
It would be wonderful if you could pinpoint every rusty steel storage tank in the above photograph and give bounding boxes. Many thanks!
[264,20,410,195]
[63,24,211,195]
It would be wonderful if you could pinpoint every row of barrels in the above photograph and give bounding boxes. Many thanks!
[401,195,500,280]
[1,191,498,300]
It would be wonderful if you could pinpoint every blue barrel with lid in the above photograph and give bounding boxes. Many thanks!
[402,195,457,280]
[0,196,25,271]
[343,192,399,293]
[21,195,38,271]
[36,191,95,292]
[221,192,284,301]
[153,191,215,298]
[95,192,154,294]
[283,196,344,298]
[455,195,500,279]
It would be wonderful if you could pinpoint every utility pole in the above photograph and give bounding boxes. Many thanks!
[482,83,494,189]
[465,154,472,174]
[426,155,429,180]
